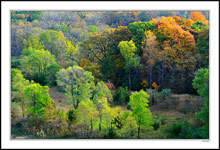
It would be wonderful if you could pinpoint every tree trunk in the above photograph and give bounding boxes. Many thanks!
[138,126,140,139]
[99,115,102,131]
[90,120,93,134]
[21,101,24,119]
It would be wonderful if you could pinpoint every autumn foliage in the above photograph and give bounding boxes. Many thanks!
[152,82,159,91]
[190,11,209,26]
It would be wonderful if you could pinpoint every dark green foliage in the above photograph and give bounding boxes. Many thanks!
[191,21,207,32]
[46,64,61,86]
[196,27,209,68]
[11,59,21,68]
[168,122,184,138]
[128,21,156,55]
[152,121,160,130]
[104,128,118,139]
[192,68,209,127]
[168,121,208,139]
[67,109,77,125]
[100,57,116,81]
[178,124,201,139]
[127,103,131,110]
[32,74,48,86]
[113,87,130,105]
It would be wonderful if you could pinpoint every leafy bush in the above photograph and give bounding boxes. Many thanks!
[67,109,77,125]
[168,122,184,138]
[169,121,206,139]
[152,121,160,130]
[27,115,48,132]
[178,125,201,139]
[104,128,118,139]
[160,89,172,100]
[114,87,130,105]
[146,89,160,105]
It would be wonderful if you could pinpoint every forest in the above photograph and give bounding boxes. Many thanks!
[11,11,209,139]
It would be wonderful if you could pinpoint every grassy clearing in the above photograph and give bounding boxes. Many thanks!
[49,87,71,112]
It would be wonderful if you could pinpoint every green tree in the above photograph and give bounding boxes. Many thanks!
[39,30,66,67]
[88,25,99,35]
[92,97,111,132]
[127,21,156,55]
[93,81,113,103]
[76,99,98,135]
[129,90,153,138]
[113,87,130,105]
[56,65,95,109]
[192,68,209,139]
[23,27,44,50]
[118,40,137,60]
[46,63,61,86]
[20,47,57,85]
[64,40,79,67]
[118,40,141,91]
[23,83,55,116]
[23,83,56,130]
[81,29,114,63]
[11,68,30,118]
[120,113,137,138]
[100,57,115,81]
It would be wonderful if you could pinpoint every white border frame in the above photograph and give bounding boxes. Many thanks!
[1,1,219,149]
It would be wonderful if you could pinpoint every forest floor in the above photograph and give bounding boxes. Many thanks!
[49,87,72,112]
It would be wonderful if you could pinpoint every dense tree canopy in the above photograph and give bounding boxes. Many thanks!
[11,10,209,139]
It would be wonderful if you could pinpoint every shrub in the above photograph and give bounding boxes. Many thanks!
[160,89,172,100]
[114,87,130,105]
[36,129,47,139]
[152,121,160,130]
[178,125,201,139]
[169,122,183,137]
[146,89,160,106]
[104,128,118,139]
[11,102,21,124]
[27,115,48,133]
[67,109,77,125]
